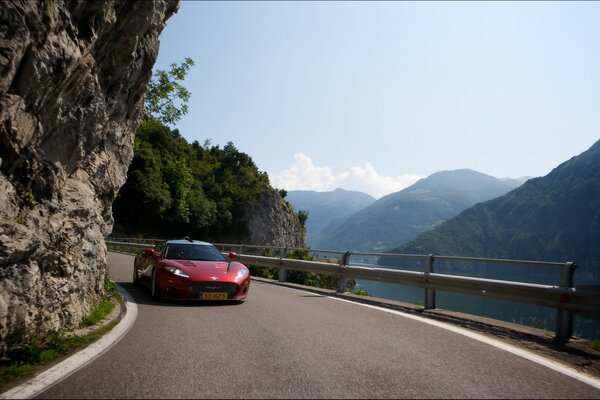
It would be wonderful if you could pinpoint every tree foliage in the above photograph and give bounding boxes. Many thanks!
[113,118,272,240]
[144,57,194,125]
[113,57,279,239]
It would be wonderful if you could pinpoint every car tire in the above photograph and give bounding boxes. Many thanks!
[151,268,160,299]
[132,263,139,285]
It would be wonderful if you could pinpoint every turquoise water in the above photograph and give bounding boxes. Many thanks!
[354,279,600,340]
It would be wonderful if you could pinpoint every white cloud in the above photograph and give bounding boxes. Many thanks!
[270,154,348,192]
[271,153,423,198]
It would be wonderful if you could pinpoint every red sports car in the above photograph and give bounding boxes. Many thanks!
[133,238,250,302]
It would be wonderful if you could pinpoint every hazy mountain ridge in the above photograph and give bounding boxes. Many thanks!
[390,140,600,283]
[286,188,376,247]
[313,169,522,252]
[500,176,532,186]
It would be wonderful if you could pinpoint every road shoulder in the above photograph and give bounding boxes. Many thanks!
[0,286,137,399]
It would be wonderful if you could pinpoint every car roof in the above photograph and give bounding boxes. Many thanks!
[165,239,214,246]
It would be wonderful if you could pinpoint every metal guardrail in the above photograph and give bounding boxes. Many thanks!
[106,238,164,253]
[105,237,600,342]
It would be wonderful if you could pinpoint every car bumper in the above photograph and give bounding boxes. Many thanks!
[159,276,250,301]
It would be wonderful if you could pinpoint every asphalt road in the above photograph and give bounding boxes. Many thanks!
[37,252,600,399]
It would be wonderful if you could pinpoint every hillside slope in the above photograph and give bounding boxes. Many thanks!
[314,169,522,252]
[392,140,600,283]
[286,189,375,246]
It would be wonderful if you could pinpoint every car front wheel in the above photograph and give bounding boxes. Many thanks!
[151,268,160,299]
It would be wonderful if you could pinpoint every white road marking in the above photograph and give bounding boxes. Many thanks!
[328,295,600,390]
[0,286,138,399]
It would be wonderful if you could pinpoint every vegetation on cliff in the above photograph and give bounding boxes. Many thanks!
[113,58,302,243]
[112,118,274,241]
[0,273,122,390]
[0,0,178,360]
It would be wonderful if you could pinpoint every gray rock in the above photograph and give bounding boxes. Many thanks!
[241,188,305,248]
[0,0,178,353]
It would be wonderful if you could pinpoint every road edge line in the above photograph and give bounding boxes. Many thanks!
[328,295,600,390]
[252,278,600,390]
[0,285,138,399]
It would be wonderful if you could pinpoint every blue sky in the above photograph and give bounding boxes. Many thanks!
[153,1,600,198]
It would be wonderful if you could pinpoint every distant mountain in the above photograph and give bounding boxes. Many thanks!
[389,140,600,283]
[286,189,375,247]
[500,176,532,186]
[314,169,523,252]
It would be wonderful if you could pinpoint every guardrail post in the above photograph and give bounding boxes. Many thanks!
[278,247,288,282]
[337,251,351,293]
[424,254,436,310]
[555,262,576,342]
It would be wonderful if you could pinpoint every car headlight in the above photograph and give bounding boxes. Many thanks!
[165,266,189,278]
[236,268,249,279]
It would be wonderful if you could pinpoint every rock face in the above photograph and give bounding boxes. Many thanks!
[241,189,305,248]
[0,0,177,352]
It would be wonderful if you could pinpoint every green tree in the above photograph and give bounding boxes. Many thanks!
[297,210,309,227]
[187,185,217,231]
[113,118,280,240]
[164,158,194,223]
[112,140,172,230]
[114,57,302,244]
[144,57,195,125]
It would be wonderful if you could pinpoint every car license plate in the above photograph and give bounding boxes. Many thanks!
[201,292,228,300]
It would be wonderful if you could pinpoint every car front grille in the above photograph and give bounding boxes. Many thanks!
[187,282,238,295]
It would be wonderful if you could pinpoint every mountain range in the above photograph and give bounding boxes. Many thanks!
[286,189,375,247]
[387,140,600,283]
[306,169,523,252]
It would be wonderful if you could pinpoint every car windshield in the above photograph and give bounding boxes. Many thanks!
[165,243,225,261]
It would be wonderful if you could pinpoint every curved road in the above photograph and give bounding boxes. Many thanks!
[38,252,600,399]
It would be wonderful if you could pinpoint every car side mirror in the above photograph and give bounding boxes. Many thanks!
[144,248,160,257]
[228,251,237,260]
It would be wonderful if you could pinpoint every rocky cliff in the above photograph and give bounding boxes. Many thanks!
[241,189,305,248]
[0,0,177,352]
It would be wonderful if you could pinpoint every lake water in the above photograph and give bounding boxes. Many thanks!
[350,257,600,340]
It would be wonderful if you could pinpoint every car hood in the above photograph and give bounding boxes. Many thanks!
[169,260,229,273]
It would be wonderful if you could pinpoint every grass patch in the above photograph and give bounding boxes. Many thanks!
[80,298,115,327]
[0,364,34,388]
[0,320,119,390]
[591,339,600,352]
[0,273,122,391]
[81,272,119,327]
